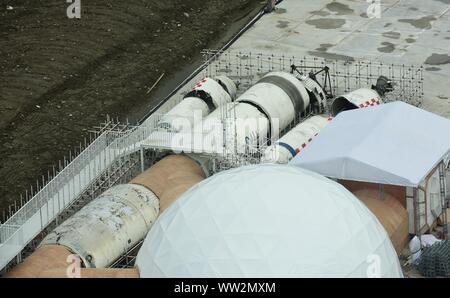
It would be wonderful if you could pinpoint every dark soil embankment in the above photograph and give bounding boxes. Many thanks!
[0,0,264,216]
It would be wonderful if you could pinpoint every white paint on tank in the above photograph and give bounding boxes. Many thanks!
[158,77,235,132]
[342,88,382,107]
[237,72,310,135]
[227,103,270,153]
[158,97,209,132]
[215,75,237,100]
[193,77,233,108]
[263,115,331,164]
[298,75,327,114]
[41,184,159,268]
[332,88,382,116]
[198,102,270,154]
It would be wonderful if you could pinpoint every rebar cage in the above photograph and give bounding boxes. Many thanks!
[202,49,424,109]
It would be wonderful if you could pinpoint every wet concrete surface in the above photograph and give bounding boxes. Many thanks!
[425,53,450,65]
[325,2,354,15]
[305,18,346,29]
[227,0,450,121]
[399,16,437,30]
[382,31,401,39]
[378,42,396,53]
[307,50,354,61]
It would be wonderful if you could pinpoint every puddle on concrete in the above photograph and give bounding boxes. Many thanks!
[315,43,334,52]
[360,12,368,18]
[405,38,416,43]
[326,2,354,15]
[275,8,287,14]
[311,10,331,17]
[399,16,437,30]
[218,68,233,73]
[409,7,418,11]
[438,95,449,99]
[382,31,401,39]
[277,20,290,28]
[425,53,450,65]
[446,37,450,40]
[308,50,354,61]
[425,67,442,71]
[434,0,450,4]
[384,23,392,27]
[306,18,346,29]
[377,42,395,53]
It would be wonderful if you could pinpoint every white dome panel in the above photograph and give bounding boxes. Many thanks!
[136,165,402,278]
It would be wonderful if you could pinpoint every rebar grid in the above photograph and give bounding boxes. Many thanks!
[202,50,424,108]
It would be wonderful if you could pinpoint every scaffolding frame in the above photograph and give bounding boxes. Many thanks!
[0,50,427,273]
[202,50,424,109]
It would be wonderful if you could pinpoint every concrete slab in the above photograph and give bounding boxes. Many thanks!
[154,0,450,119]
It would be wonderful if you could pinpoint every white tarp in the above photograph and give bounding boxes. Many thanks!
[289,101,450,187]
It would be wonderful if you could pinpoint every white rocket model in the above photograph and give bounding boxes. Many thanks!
[199,72,312,154]
[158,76,237,132]
[262,115,331,164]
[331,76,393,116]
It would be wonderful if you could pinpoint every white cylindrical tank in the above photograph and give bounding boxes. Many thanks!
[41,184,159,268]
[158,77,236,132]
[298,75,327,114]
[262,115,331,164]
[158,97,209,132]
[191,77,235,108]
[198,102,270,154]
[331,88,382,116]
[215,75,237,101]
[237,72,310,136]
[136,165,403,278]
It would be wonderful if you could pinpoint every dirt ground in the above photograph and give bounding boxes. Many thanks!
[0,0,265,217]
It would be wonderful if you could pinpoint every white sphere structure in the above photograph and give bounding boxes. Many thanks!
[136,165,403,278]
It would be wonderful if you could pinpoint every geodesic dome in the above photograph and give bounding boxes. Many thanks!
[136,165,403,278]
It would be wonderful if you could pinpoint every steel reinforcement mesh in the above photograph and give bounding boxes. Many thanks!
[202,50,424,109]
[417,240,450,277]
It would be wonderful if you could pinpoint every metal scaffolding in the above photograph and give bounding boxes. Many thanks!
[202,50,424,109]
[0,50,427,273]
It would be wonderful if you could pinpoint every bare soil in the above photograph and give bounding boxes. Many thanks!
[0,0,264,216]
